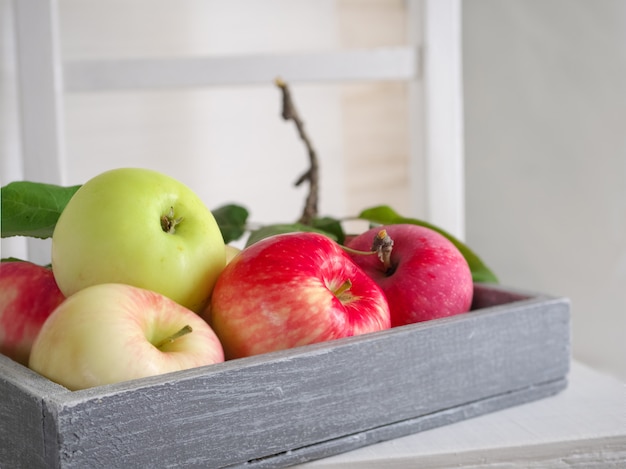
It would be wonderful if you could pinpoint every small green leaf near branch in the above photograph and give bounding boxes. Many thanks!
[211,204,250,244]
[246,223,339,248]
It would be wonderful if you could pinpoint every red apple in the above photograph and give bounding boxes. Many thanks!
[29,283,225,390]
[0,261,66,366]
[206,232,391,359]
[346,224,473,327]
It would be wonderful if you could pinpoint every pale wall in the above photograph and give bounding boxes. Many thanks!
[1,0,414,257]
[463,0,626,381]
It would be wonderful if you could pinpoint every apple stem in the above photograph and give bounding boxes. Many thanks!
[340,245,378,257]
[333,279,352,297]
[155,325,193,349]
[372,229,394,271]
[161,207,184,234]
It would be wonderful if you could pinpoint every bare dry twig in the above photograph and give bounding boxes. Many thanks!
[275,77,319,226]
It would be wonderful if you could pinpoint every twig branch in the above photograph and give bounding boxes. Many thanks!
[275,77,319,226]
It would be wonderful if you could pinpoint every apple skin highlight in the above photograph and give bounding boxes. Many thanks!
[346,224,473,327]
[207,232,391,360]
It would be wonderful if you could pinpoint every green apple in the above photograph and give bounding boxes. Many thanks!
[52,168,226,313]
[29,283,225,390]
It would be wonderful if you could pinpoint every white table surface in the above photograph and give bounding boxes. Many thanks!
[296,361,626,468]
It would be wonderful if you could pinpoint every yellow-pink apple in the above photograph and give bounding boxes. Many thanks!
[29,283,224,390]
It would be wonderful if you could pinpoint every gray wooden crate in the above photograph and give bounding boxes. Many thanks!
[0,283,570,468]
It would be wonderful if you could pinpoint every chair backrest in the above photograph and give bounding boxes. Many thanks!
[11,0,465,263]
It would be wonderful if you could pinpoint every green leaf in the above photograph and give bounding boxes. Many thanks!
[1,257,28,263]
[246,223,339,247]
[1,182,81,239]
[211,204,249,244]
[312,216,346,244]
[358,205,499,283]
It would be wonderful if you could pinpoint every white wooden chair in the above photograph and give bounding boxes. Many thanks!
[11,0,465,262]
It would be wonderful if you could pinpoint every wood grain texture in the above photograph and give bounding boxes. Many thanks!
[0,284,570,468]
[295,361,626,468]
[250,378,568,468]
[0,354,68,467]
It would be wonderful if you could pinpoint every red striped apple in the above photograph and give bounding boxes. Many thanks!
[51,168,226,313]
[29,283,224,390]
[346,224,473,327]
[0,261,65,366]
[206,232,391,359]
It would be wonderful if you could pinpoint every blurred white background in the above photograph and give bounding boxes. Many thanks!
[1,0,624,381]
[463,1,626,383]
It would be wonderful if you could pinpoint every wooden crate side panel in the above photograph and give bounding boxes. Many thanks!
[50,296,570,468]
[241,377,569,468]
[0,355,66,468]
[0,377,45,467]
